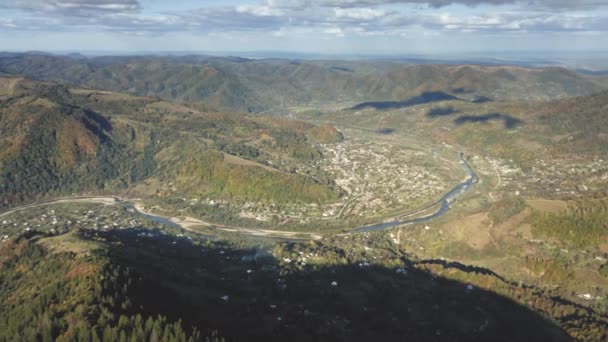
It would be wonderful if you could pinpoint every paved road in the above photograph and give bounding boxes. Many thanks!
[0,153,478,239]
[0,196,121,218]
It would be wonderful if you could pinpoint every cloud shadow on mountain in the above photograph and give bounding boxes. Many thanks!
[453,112,523,129]
[427,106,460,117]
[351,91,461,111]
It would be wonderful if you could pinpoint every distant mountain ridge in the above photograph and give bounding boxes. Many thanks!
[0,54,604,113]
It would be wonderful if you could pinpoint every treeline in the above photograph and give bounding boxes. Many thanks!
[539,91,608,156]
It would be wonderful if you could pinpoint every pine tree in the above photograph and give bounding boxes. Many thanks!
[91,329,101,342]
[119,330,128,342]
[102,326,117,342]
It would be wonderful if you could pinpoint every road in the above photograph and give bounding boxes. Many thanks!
[0,196,322,241]
[0,153,477,240]
[0,196,121,218]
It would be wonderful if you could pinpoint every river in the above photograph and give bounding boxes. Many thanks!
[0,153,478,238]
[134,152,478,235]
[351,152,478,233]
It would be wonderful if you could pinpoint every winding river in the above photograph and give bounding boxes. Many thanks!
[134,152,479,235]
[351,152,478,233]
[1,153,478,239]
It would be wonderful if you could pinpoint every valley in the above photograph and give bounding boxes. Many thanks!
[0,136,474,240]
[2,53,608,341]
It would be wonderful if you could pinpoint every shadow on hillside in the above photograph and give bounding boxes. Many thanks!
[427,106,460,117]
[350,91,460,111]
[413,258,598,311]
[77,228,595,342]
[450,89,494,104]
[330,66,354,73]
[472,96,493,103]
[451,87,473,94]
[375,128,396,135]
[82,109,114,143]
[413,259,511,284]
[453,113,523,129]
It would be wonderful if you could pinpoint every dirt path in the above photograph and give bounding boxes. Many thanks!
[485,212,501,250]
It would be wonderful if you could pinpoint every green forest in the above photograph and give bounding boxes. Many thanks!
[0,77,341,209]
[0,238,220,342]
[529,199,608,247]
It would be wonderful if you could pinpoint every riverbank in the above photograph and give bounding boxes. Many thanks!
[352,153,478,233]
[0,154,477,240]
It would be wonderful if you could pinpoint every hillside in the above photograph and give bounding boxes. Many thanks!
[0,54,604,112]
[534,90,608,155]
[1,200,606,341]
[0,235,211,341]
[317,84,608,167]
[287,73,608,338]
[0,77,130,206]
[0,77,342,209]
[352,65,602,103]
[431,90,608,164]
[2,56,608,341]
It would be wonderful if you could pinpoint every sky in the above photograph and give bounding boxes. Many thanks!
[1,0,608,55]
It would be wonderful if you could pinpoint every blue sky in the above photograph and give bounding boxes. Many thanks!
[1,0,608,54]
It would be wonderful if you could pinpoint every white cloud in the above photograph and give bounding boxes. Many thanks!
[269,0,608,10]
[334,7,386,20]
[4,0,141,16]
[236,4,285,16]
[424,12,608,32]
[324,26,346,36]
[1,0,608,38]
[0,18,17,28]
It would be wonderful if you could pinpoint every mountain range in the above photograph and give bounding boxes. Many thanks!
[0,54,604,113]
[3,53,608,341]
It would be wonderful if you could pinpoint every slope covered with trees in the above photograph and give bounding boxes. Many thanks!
[0,77,342,209]
[0,54,604,113]
[2,221,607,341]
[0,238,216,341]
[529,198,608,248]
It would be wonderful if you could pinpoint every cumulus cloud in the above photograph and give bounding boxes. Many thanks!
[236,4,286,17]
[4,0,141,16]
[334,8,388,20]
[324,26,346,36]
[425,12,608,31]
[1,0,607,35]
[0,18,17,28]
[378,10,608,33]
[271,0,608,9]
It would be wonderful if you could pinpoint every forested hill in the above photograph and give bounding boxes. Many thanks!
[0,54,604,112]
[0,76,343,208]
[2,223,605,341]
